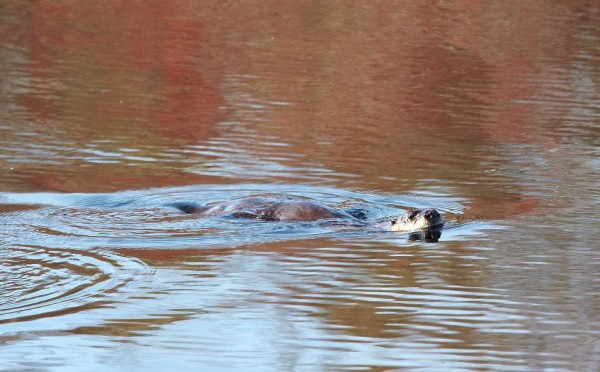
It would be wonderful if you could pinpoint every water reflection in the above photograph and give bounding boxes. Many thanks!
[408,228,442,243]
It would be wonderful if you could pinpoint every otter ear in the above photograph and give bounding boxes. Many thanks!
[390,219,396,225]
[408,210,419,221]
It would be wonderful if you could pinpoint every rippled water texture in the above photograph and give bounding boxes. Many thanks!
[1,1,599,371]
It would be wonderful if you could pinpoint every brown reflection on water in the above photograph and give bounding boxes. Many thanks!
[22,1,222,140]
[0,0,594,196]
[115,237,493,341]
[244,1,589,182]
[3,1,227,191]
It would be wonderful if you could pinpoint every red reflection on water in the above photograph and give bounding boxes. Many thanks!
[22,1,222,143]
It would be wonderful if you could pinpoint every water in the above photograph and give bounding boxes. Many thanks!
[1,1,599,371]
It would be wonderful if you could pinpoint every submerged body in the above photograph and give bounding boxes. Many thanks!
[183,198,343,221]
[175,197,444,232]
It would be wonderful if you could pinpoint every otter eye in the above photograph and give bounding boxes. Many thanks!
[390,220,396,225]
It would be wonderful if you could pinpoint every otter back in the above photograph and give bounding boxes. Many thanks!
[174,198,344,222]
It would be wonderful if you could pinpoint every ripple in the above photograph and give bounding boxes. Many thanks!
[0,245,149,324]
[0,184,472,249]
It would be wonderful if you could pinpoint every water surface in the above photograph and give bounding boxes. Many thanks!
[1,1,599,371]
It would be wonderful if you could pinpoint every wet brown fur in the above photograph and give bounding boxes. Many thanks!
[181,198,344,222]
[176,198,444,231]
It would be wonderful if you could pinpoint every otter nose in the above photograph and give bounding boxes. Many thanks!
[424,209,439,220]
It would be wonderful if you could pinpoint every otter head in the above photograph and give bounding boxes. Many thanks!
[389,208,444,232]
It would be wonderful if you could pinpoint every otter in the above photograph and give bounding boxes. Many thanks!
[377,208,444,232]
[173,198,444,232]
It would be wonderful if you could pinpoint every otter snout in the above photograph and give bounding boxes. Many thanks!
[424,209,441,220]
[422,208,444,227]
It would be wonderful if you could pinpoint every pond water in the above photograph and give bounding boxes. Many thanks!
[1,1,599,371]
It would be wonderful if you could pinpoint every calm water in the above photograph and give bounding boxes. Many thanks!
[1,1,599,371]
